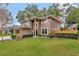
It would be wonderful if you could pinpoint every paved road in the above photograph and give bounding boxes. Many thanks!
[0,36,12,41]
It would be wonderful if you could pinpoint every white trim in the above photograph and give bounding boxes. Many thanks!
[41,27,48,35]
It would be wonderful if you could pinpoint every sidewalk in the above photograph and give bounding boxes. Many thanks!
[0,36,12,41]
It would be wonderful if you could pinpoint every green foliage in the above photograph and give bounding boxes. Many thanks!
[77,22,79,31]
[11,34,16,39]
[66,8,79,23]
[16,10,25,22]
[63,3,70,7]
[47,4,61,17]
[16,4,61,22]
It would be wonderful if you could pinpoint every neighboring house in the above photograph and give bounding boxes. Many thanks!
[11,25,21,35]
[0,23,12,34]
[67,21,77,30]
[68,23,78,30]
[12,21,32,37]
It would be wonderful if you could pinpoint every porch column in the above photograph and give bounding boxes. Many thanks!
[34,19,37,36]
[20,28,22,38]
[14,29,16,35]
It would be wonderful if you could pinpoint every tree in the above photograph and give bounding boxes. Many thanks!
[24,4,39,18]
[0,3,12,41]
[16,10,25,22]
[47,5,54,15]
[53,3,61,17]
[39,7,47,17]
[16,4,39,22]
[16,4,62,37]
[16,4,62,22]
[66,8,79,23]
[77,22,79,39]
[47,3,62,17]
[61,3,79,23]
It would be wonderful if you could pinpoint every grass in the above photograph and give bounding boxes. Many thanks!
[0,37,79,56]
[0,33,11,36]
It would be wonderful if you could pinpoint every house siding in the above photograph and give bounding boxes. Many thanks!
[33,20,41,35]
[41,18,51,35]
[50,18,61,31]
[20,16,62,36]
[40,18,61,35]
[21,28,32,35]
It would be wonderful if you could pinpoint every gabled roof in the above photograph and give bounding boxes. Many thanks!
[29,15,64,23]
[20,19,29,24]
[29,16,41,21]
[44,15,64,23]
[11,25,21,29]
[21,24,30,29]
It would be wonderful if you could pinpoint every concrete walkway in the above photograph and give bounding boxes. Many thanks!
[0,36,12,41]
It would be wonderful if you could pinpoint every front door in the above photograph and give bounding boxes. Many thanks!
[33,29,38,36]
[36,30,38,36]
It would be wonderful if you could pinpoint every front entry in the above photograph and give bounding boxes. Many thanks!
[33,29,38,36]
[36,30,38,36]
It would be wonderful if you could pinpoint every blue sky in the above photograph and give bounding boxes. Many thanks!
[7,3,53,25]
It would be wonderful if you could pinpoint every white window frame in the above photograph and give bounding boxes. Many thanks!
[41,28,48,35]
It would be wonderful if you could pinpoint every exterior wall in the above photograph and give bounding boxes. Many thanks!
[41,18,51,35]
[40,18,61,35]
[29,18,61,36]
[21,21,33,36]
[31,20,41,36]
[50,18,61,31]
[21,28,32,35]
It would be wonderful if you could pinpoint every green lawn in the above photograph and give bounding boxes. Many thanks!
[0,33,11,36]
[0,37,79,56]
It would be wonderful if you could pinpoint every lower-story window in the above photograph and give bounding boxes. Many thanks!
[42,28,48,35]
[42,29,44,34]
[45,28,47,34]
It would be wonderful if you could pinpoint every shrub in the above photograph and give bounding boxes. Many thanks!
[11,34,16,39]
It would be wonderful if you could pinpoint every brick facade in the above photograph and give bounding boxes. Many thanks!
[29,16,63,36]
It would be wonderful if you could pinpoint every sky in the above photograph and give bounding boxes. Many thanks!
[7,3,53,25]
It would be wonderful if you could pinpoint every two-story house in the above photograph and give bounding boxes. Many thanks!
[12,15,63,37]
[29,15,63,36]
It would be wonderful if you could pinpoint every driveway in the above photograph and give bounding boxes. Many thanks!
[0,36,12,41]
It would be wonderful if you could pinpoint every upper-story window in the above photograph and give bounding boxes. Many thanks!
[42,19,48,23]
[44,19,48,23]
[42,20,44,22]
